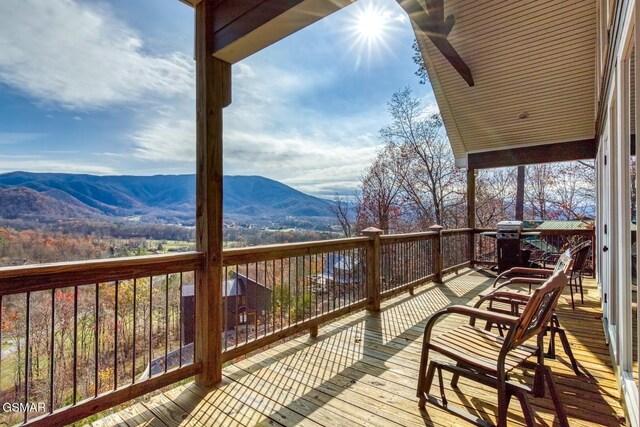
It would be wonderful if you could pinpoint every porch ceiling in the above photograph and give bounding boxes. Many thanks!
[414,0,597,168]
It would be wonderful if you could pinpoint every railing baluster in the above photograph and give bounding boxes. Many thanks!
[245,263,250,343]
[0,295,2,397]
[294,257,298,318]
[313,254,318,317]
[95,283,99,397]
[0,295,2,398]
[49,289,56,412]
[148,276,153,379]
[179,272,183,368]
[234,265,239,347]
[165,274,169,374]
[287,258,291,327]
[254,263,259,336]
[280,258,284,329]
[114,280,119,390]
[24,291,30,424]
[223,265,228,351]
[133,278,137,384]
[269,260,276,331]
[73,285,78,404]
[302,256,306,321]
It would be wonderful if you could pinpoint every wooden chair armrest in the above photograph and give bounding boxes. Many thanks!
[444,305,519,326]
[475,289,530,310]
[509,267,553,276]
[492,267,552,287]
[503,277,547,285]
[488,291,531,303]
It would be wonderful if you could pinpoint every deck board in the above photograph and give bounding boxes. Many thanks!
[94,269,626,427]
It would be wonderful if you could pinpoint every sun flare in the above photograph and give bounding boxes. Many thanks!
[356,6,387,41]
[345,1,403,68]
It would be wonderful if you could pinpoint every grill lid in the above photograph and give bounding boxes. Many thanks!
[496,220,523,233]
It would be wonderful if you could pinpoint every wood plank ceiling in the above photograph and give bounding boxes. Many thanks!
[414,0,597,167]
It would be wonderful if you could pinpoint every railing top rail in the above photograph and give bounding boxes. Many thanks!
[223,236,371,266]
[530,229,594,236]
[380,231,438,243]
[0,252,204,296]
[473,227,497,233]
[441,228,473,235]
[473,228,595,236]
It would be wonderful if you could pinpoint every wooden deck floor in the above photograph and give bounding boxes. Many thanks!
[92,269,626,427]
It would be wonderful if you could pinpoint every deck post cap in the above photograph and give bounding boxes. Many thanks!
[361,227,383,234]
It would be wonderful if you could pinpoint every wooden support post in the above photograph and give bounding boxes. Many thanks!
[515,165,525,220]
[195,0,231,388]
[362,227,382,311]
[429,225,444,284]
[467,168,476,267]
[309,325,319,338]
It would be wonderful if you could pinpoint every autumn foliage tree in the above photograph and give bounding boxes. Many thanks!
[380,88,466,228]
[355,148,404,233]
[343,87,596,234]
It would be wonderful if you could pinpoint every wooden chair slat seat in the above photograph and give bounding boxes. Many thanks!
[431,324,537,374]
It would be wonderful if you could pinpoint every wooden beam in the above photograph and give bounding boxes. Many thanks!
[213,0,305,53]
[195,0,230,387]
[177,0,200,7]
[467,139,596,169]
[399,0,474,87]
[211,0,354,63]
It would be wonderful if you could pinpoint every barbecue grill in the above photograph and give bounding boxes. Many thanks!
[481,221,540,272]
[496,220,524,272]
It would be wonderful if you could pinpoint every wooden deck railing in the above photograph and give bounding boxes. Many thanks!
[441,228,473,274]
[472,228,596,271]
[220,237,371,361]
[380,231,438,296]
[0,253,203,427]
[0,225,597,426]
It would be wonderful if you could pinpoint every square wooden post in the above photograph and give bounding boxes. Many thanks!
[467,168,476,267]
[362,227,382,311]
[195,0,231,387]
[429,225,444,283]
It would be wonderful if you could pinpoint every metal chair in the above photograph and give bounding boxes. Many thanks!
[417,271,570,427]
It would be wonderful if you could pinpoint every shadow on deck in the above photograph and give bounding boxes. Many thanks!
[93,268,626,427]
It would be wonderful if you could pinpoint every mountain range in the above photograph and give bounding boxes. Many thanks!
[0,172,334,224]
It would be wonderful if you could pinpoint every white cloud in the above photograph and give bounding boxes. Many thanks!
[127,58,387,195]
[0,0,194,109]
[0,156,117,175]
[120,0,429,197]
[132,115,195,162]
[0,132,44,144]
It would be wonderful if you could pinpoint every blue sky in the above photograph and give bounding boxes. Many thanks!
[0,0,435,197]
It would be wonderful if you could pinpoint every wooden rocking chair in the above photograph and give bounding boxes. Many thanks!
[417,271,570,427]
